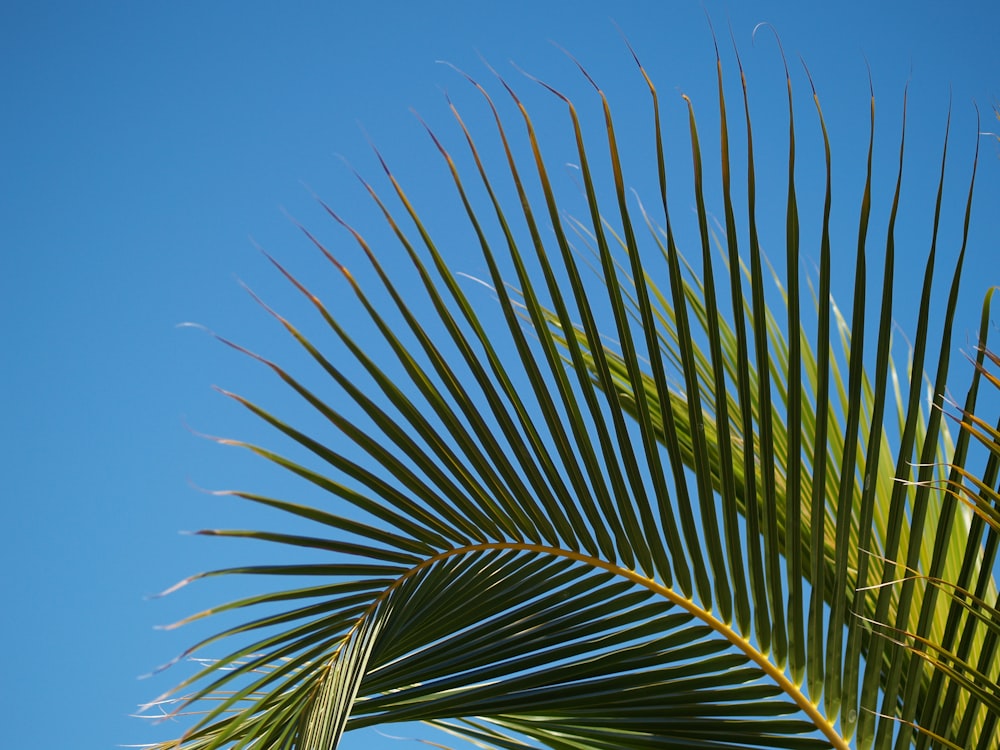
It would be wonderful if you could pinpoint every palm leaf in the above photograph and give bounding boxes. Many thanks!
[139,32,997,750]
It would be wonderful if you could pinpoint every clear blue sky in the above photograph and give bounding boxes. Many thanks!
[2,1,997,748]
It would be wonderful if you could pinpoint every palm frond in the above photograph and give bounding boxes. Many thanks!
[140,33,997,750]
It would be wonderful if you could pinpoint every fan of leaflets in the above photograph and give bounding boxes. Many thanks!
[139,34,998,750]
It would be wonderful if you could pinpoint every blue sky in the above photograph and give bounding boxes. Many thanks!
[2,1,998,748]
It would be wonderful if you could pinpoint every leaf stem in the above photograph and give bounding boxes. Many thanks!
[359,541,850,750]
